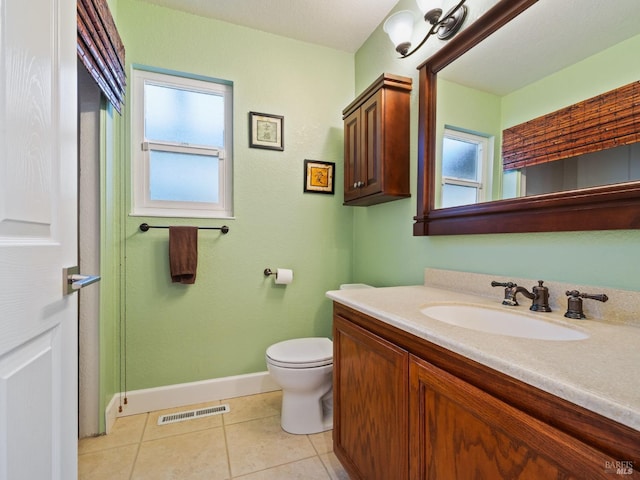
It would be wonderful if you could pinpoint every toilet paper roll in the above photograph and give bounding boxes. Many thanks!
[275,268,293,285]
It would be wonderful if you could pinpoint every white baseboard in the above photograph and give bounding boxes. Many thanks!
[104,371,279,433]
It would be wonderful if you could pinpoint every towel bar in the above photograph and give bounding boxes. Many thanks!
[139,223,229,234]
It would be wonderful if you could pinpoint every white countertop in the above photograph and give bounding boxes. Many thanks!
[326,284,640,431]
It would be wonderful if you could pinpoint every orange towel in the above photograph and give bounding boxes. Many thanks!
[169,226,198,284]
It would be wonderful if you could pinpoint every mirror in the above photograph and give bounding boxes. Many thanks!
[414,0,640,235]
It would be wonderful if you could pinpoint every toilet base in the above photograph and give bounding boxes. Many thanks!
[265,338,334,435]
[280,387,333,435]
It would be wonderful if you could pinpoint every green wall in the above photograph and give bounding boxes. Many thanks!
[351,0,640,291]
[99,101,123,432]
[104,0,354,400]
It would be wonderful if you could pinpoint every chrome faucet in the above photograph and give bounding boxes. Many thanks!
[491,280,552,312]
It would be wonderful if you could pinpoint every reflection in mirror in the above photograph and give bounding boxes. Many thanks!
[433,0,640,209]
[415,0,640,235]
[504,144,640,200]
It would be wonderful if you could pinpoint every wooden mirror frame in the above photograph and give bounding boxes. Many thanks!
[414,0,640,236]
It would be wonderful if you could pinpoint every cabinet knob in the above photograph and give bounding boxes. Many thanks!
[353,182,358,188]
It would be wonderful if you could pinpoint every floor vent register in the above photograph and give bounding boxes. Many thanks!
[157,404,230,425]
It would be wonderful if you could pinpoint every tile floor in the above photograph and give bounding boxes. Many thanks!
[78,391,350,479]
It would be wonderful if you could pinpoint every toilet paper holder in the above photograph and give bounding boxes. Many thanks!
[264,268,294,285]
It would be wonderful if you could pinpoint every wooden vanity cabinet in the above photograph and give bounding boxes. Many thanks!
[333,315,409,480]
[410,356,619,479]
[333,303,640,480]
[342,73,412,206]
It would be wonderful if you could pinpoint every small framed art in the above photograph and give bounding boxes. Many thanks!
[304,160,335,195]
[249,112,284,151]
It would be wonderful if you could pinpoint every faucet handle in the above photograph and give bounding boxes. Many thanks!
[491,280,519,306]
[564,290,609,319]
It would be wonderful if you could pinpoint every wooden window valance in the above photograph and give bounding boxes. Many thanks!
[502,80,640,171]
[77,0,126,113]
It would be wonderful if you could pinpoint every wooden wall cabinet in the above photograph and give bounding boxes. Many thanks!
[342,74,412,206]
[333,303,640,480]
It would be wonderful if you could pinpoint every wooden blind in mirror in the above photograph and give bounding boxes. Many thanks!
[502,81,640,171]
[77,0,125,113]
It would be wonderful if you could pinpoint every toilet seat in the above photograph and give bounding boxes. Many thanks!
[266,337,333,369]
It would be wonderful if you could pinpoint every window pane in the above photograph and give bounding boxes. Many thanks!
[442,184,477,208]
[149,150,219,203]
[145,83,224,147]
[442,137,479,181]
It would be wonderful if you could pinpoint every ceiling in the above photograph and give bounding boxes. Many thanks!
[137,0,399,53]
[136,0,639,93]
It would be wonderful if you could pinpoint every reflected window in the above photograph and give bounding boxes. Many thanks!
[441,128,492,208]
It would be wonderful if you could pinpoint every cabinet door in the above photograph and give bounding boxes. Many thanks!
[333,315,409,480]
[359,89,384,198]
[343,108,361,202]
[409,355,622,480]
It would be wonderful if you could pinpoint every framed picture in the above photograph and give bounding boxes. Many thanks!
[304,160,335,195]
[249,112,284,151]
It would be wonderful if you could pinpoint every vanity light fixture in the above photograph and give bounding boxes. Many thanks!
[383,0,467,58]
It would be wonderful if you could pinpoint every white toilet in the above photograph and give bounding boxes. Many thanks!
[265,337,333,434]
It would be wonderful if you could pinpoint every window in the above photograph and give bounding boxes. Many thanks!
[441,128,493,208]
[132,67,233,218]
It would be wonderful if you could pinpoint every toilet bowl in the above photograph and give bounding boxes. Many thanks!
[266,337,333,434]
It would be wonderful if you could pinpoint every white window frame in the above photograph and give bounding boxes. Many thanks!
[441,127,493,207]
[131,66,233,218]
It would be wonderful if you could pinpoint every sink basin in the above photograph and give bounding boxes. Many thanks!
[420,304,589,341]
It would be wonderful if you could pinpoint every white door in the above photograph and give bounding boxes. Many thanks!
[0,0,78,479]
